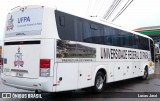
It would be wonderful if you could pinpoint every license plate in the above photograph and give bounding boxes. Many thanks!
[16,72,23,77]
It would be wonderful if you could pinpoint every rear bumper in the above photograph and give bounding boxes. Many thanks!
[1,73,54,92]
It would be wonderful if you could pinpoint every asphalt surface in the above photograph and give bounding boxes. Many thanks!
[0,63,160,101]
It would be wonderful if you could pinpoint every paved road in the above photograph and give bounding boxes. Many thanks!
[0,62,160,101]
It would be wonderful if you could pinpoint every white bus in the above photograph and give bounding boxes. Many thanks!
[1,5,155,93]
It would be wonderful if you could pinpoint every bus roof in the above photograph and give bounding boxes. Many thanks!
[8,5,153,41]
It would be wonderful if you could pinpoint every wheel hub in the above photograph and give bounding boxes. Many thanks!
[96,76,103,90]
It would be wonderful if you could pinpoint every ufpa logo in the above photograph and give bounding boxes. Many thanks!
[6,15,14,31]
[14,47,24,67]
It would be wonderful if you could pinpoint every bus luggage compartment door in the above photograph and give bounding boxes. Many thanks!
[56,63,78,92]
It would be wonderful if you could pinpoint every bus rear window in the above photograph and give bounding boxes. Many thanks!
[5,7,43,38]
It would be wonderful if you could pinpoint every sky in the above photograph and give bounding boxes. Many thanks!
[0,0,160,42]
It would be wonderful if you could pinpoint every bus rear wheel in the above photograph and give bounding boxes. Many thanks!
[93,71,105,93]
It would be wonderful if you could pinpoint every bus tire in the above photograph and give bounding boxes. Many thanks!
[93,71,105,93]
[141,67,148,80]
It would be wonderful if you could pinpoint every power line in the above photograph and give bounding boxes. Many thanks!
[103,0,122,20]
[103,0,116,19]
[87,0,133,21]
[112,0,133,22]
[96,0,106,16]
[97,0,110,17]
[94,0,104,17]
[91,0,99,17]
[106,0,122,20]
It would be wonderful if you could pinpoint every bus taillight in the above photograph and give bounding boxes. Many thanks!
[40,59,50,77]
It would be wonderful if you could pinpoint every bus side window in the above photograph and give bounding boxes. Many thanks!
[143,38,149,50]
[104,27,112,45]
[112,28,119,46]
[59,16,65,26]
[83,21,92,43]
[90,23,103,44]
[90,23,97,43]
[132,35,136,48]
[56,12,75,41]
[128,34,133,48]
[123,32,129,48]
[99,28,104,44]
[134,35,139,49]
[74,18,83,42]
[138,36,149,50]
[117,29,122,47]
[119,31,126,47]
